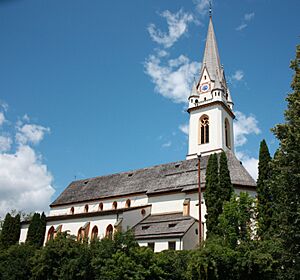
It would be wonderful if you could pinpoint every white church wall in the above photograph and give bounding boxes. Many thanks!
[149,193,185,214]
[19,224,29,243]
[138,238,181,252]
[183,222,198,250]
[44,214,118,244]
[49,194,148,216]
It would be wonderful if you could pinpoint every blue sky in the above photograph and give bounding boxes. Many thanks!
[0,0,298,216]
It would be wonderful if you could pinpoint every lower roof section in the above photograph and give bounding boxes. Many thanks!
[133,212,196,240]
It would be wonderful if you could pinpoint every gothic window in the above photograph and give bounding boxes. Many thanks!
[106,224,113,239]
[199,115,209,144]
[125,199,131,208]
[225,118,231,149]
[91,226,98,240]
[77,227,83,242]
[112,201,117,210]
[84,204,89,213]
[70,207,74,215]
[99,202,103,211]
[47,226,55,242]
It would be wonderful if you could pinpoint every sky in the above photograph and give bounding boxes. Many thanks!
[0,0,298,217]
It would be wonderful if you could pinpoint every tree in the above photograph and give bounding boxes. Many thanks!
[256,139,272,238]
[26,212,46,247]
[0,213,21,249]
[204,153,221,236]
[219,151,234,203]
[268,45,300,279]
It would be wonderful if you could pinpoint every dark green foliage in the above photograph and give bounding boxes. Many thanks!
[268,45,300,279]
[256,139,272,238]
[0,213,21,249]
[26,212,47,247]
[219,151,234,203]
[218,193,255,248]
[0,243,36,280]
[204,153,221,236]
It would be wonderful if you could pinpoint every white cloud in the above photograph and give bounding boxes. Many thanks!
[231,70,244,81]
[179,123,189,135]
[162,141,172,148]
[236,12,255,31]
[244,12,255,21]
[0,112,5,126]
[148,9,195,48]
[0,109,54,218]
[234,111,260,147]
[194,0,210,16]
[0,136,12,152]
[145,52,201,103]
[16,124,50,145]
[236,151,258,180]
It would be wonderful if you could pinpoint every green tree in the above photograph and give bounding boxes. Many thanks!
[256,139,272,238]
[204,153,221,236]
[269,45,300,279]
[0,213,21,249]
[26,212,46,247]
[219,151,234,203]
[218,193,255,248]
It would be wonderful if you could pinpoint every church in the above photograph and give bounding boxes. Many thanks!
[19,15,256,252]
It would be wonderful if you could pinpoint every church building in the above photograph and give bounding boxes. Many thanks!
[19,15,256,252]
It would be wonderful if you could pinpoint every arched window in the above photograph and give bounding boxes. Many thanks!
[141,209,146,216]
[225,118,231,149]
[70,207,74,215]
[91,226,98,240]
[106,224,113,239]
[99,202,103,211]
[199,115,209,144]
[125,199,131,208]
[84,204,89,213]
[47,226,55,242]
[112,201,117,210]
[77,227,83,242]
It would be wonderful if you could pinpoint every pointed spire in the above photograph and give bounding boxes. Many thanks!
[201,16,222,82]
[190,79,199,97]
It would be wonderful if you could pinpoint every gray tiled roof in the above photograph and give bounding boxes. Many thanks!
[133,212,196,239]
[51,151,256,207]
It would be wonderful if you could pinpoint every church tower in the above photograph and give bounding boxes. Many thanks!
[186,14,235,160]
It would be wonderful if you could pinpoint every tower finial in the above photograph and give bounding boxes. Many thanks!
[209,1,212,17]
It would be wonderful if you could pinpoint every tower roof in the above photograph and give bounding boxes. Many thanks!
[201,16,222,82]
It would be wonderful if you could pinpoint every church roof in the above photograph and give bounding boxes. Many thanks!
[50,151,256,207]
[133,212,196,239]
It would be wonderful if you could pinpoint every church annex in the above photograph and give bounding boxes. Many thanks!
[20,15,256,252]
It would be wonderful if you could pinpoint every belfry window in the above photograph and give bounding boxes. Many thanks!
[199,115,209,144]
[225,118,231,149]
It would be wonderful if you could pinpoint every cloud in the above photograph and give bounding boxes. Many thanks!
[179,123,189,135]
[148,9,195,48]
[0,112,6,126]
[231,70,244,82]
[234,111,260,147]
[236,151,258,180]
[145,52,201,103]
[162,141,172,148]
[16,123,50,145]
[236,12,255,31]
[0,136,12,152]
[194,0,210,16]
[0,109,54,218]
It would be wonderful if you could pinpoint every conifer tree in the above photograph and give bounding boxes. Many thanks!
[204,153,221,236]
[0,213,21,248]
[219,151,233,202]
[26,212,46,247]
[270,45,300,278]
[256,139,272,238]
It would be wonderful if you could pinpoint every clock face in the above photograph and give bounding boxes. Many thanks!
[200,83,210,93]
